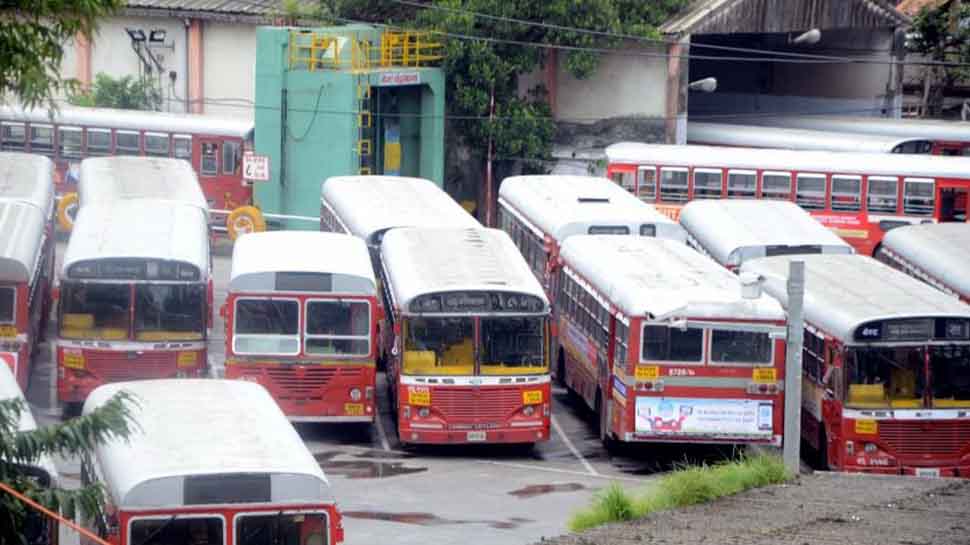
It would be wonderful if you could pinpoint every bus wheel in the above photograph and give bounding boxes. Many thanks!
[56,192,79,232]
[556,348,567,386]
[62,402,83,419]
[596,390,614,450]
[816,429,829,470]
[226,205,266,241]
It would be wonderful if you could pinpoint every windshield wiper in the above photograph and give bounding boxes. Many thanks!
[136,515,176,545]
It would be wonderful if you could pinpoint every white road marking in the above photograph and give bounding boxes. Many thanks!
[552,415,599,477]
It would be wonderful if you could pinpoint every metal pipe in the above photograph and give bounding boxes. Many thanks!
[783,260,805,475]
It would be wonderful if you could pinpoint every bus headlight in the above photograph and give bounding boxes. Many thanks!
[523,405,535,417]
[350,388,362,401]
[418,407,430,418]
[864,442,878,453]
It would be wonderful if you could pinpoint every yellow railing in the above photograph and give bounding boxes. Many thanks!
[288,30,442,71]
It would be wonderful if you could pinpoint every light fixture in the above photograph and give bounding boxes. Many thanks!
[791,29,821,46]
[688,77,717,93]
[126,28,146,42]
[149,29,167,43]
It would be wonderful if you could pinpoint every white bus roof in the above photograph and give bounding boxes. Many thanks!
[79,156,208,214]
[0,104,252,138]
[381,228,549,314]
[62,201,209,278]
[0,202,46,284]
[320,176,480,246]
[741,254,970,343]
[559,236,784,321]
[82,379,331,509]
[687,122,926,153]
[604,142,970,179]
[679,200,853,267]
[0,363,59,485]
[498,175,686,243]
[0,152,55,217]
[880,223,970,298]
[729,115,970,143]
[229,231,377,294]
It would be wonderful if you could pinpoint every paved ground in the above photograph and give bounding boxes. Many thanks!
[27,241,742,545]
[533,472,970,545]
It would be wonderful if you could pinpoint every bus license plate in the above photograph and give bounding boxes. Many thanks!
[344,403,364,416]
[753,368,776,383]
[0,325,16,338]
[467,431,486,442]
[522,390,543,404]
[916,468,940,478]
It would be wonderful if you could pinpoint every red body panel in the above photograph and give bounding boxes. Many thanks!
[57,346,206,404]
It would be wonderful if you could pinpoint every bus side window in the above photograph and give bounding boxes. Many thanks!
[803,330,824,381]
[87,129,112,156]
[727,170,756,198]
[115,130,140,156]
[58,127,83,159]
[223,140,241,175]
[867,176,898,214]
[144,132,170,157]
[761,172,792,200]
[903,178,934,216]
[831,175,861,212]
[30,125,54,155]
[201,142,219,175]
[611,170,635,195]
[796,174,826,210]
[692,168,723,199]
[637,167,656,203]
[659,168,688,202]
[173,135,192,160]
[1,122,26,151]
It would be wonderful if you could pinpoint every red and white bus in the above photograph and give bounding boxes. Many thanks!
[730,115,970,156]
[381,227,551,446]
[604,142,970,256]
[497,174,686,295]
[876,223,970,303]
[557,236,787,447]
[688,122,933,154]
[0,361,60,545]
[742,254,970,477]
[224,231,380,422]
[679,199,853,271]
[55,200,210,412]
[0,153,56,390]
[0,105,252,211]
[81,379,345,545]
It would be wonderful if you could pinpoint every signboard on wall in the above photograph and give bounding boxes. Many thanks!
[635,397,773,437]
[377,71,421,86]
[243,152,270,182]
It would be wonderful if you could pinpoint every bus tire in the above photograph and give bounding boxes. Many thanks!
[56,192,79,232]
[62,402,83,419]
[556,348,567,387]
[226,206,266,241]
[816,428,829,470]
[596,390,615,450]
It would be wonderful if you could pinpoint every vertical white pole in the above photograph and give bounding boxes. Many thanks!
[783,260,805,475]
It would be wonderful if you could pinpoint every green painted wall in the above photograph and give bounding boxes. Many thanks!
[254,25,446,229]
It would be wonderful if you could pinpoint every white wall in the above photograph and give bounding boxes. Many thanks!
[202,22,257,120]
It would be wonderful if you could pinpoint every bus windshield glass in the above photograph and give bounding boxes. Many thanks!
[134,284,205,341]
[0,286,13,323]
[930,345,970,408]
[481,317,546,374]
[404,317,474,375]
[305,299,370,357]
[641,325,703,363]
[236,512,329,545]
[846,347,926,409]
[233,299,300,355]
[710,330,773,365]
[130,516,223,545]
[59,282,130,340]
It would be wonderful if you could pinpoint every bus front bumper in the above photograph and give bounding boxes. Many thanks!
[398,422,549,445]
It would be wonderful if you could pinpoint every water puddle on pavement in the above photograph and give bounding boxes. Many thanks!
[313,451,427,479]
[343,511,532,529]
[352,449,415,459]
[508,483,586,498]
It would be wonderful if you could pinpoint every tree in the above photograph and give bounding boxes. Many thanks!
[0,393,136,544]
[0,1,123,108]
[68,73,163,111]
[908,0,970,117]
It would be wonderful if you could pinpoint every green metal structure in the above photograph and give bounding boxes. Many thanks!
[254,25,446,228]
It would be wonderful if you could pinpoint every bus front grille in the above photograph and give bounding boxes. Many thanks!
[256,366,363,399]
[432,387,521,422]
[85,350,177,383]
[878,420,970,459]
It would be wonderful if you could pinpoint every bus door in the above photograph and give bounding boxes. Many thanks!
[194,138,245,211]
[938,184,968,222]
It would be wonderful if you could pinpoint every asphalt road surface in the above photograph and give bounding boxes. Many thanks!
[26,240,748,545]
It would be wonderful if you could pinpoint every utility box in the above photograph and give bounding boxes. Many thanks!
[254,25,446,228]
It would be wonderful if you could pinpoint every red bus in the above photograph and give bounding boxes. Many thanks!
[0,153,56,390]
[688,122,933,154]
[81,379,345,545]
[557,235,787,447]
[381,227,551,446]
[605,142,970,256]
[0,105,252,215]
[224,231,380,422]
[876,223,970,304]
[743,254,970,477]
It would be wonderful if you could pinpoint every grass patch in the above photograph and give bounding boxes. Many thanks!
[569,454,791,532]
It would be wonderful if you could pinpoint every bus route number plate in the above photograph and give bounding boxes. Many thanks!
[467,431,486,442]
[635,366,659,381]
[344,403,364,416]
[62,351,85,370]
[0,325,16,338]
[177,351,198,368]
[753,368,776,384]
[523,390,543,404]
[409,387,430,406]
[854,419,878,435]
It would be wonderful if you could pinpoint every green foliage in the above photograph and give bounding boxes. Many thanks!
[68,73,163,111]
[0,0,122,108]
[569,454,791,532]
[0,393,137,544]
[907,3,970,115]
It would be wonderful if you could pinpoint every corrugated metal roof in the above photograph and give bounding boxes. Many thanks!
[126,0,281,15]
[661,0,910,35]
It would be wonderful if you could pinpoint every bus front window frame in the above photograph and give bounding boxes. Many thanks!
[480,316,547,375]
[403,316,475,376]
[59,282,132,341]
[134,283,206,342]
[234,510,330,545]
[640,323,705,365]
[232,297,301,356]
[0,286,15,324]
[304,298,372,358]
[844,346,928,409]
[128,513,226,545]
[708,328,774,366]
[930,344,970,408]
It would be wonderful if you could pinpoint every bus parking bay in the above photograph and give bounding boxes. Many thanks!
[25,240,745,545]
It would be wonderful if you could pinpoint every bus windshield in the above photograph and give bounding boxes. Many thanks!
[59,282,130,340]
[846,347,927,409]
[130,516,223,545]
[404,317,474,375]
[134,284,205,341]
[305,299,370,357]
[236,512,329,545]
[481,317,546,375]
[233,299,300,355]
[930,345,970,408]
